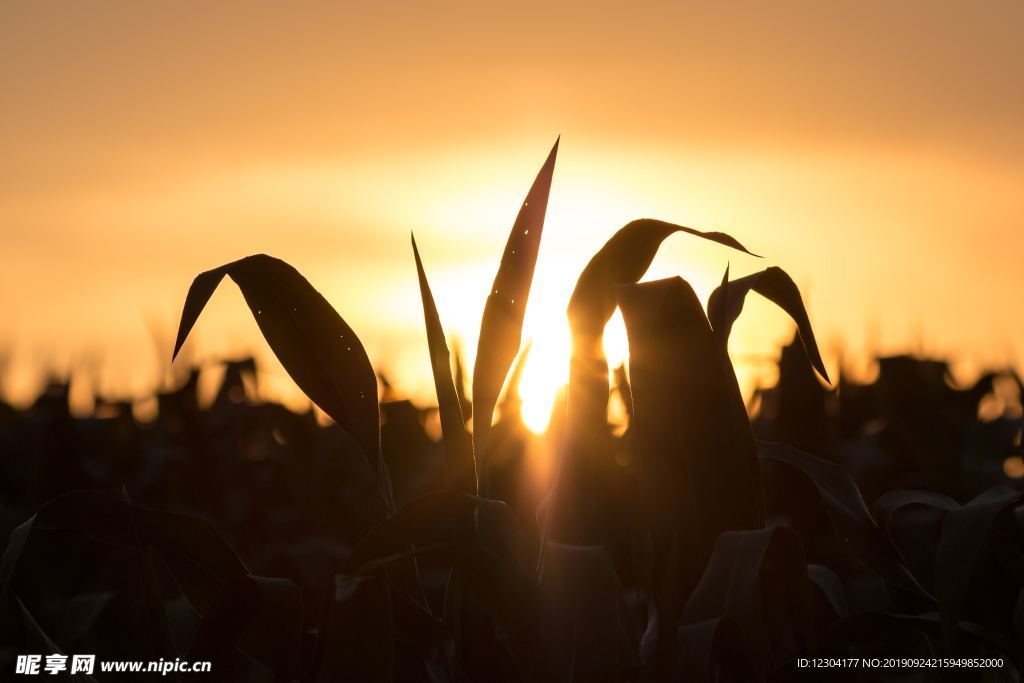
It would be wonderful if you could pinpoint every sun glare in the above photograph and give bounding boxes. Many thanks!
[515,309,633,434]
[328,154,793,434]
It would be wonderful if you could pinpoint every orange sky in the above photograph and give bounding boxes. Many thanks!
[2,1,1022,422]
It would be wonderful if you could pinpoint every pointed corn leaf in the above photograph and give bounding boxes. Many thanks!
[473,139,558,462]
[707,266,830,383]
[171,254,390,507]
[412,234,477,495]
[706,263,731,337]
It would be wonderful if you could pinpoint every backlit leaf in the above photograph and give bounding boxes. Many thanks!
[171,254,392,510]
[707,266,829,383]
[412,234,476,495]
[473,139,559,469]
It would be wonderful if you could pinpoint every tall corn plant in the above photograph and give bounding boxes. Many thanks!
[8,140,1022,682]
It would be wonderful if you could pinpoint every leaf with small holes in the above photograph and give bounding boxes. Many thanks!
[171,254,391,508]
[473,139,559,464]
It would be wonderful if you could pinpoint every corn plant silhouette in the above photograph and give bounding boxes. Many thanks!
[1,140,1022,682]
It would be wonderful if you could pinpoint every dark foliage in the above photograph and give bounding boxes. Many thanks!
[2,142,1022,681]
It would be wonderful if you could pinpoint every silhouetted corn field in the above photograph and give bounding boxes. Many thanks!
[2,142,1023,681]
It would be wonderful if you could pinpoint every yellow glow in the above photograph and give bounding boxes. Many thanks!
[2,1,1023,419]
[1004,456,1024,480]
[517,310,630,434]
[602,310,630,370]
[518,365,560,433]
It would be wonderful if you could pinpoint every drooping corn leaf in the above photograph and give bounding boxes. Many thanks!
[707,266,829,383]
[412,234,476,495]
[569,219,758,343]
[681,527,814,681]
[171,254,392,510]
[546,223,758,548]
[566,220,757,427]
[757,441,931,600]
[617,277,763,643]
[473,139,559,469]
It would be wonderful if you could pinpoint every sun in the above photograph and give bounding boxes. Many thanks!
[392,165,685,435]
[516,308,631,433]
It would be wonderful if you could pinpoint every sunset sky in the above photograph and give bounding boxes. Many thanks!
[2,1,1022,426]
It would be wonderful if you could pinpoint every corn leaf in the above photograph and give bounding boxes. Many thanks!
[934,485,1024,649]
[473,139,558,467]
[707,266,829,383]
[568,219,758,345]
[412,234,476,495]
[758,441,931,600]
[617,277,763,640]
[680,527,814,681]
[538,543,639,682]
[171,254,392,509]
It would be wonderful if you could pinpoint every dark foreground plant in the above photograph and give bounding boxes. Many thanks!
[2,141,1022,682]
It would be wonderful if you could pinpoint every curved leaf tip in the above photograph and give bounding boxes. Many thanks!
[169,254,391,511]
[708,266,830,384]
